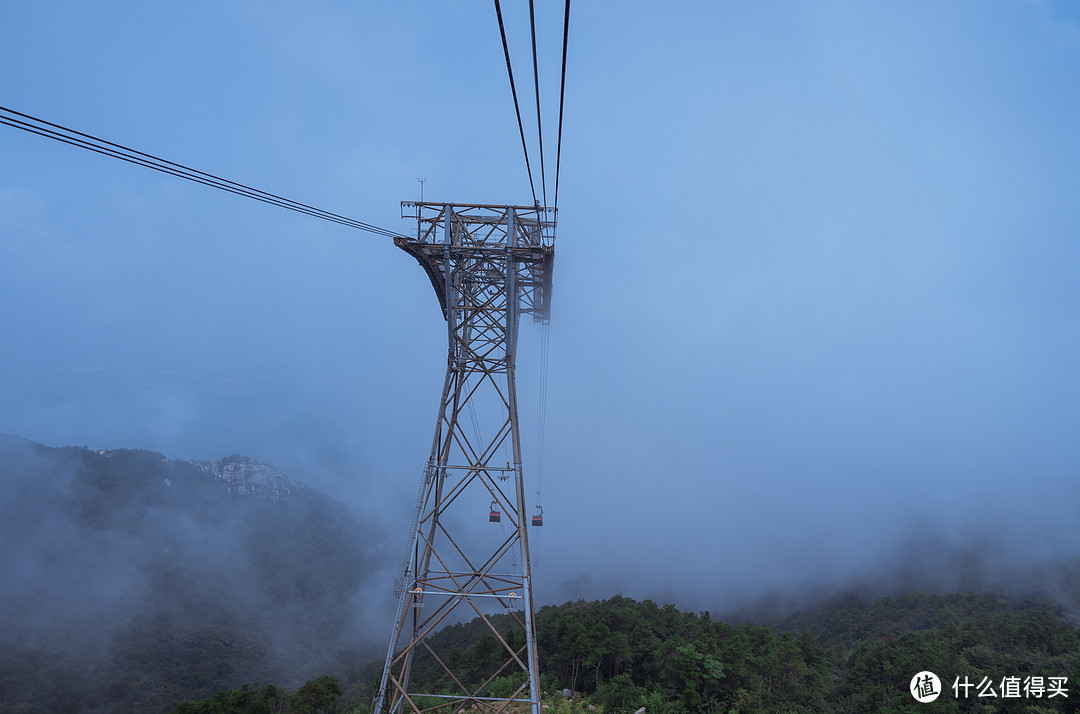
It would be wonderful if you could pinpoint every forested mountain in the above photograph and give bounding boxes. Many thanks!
[0,434,386,713]
[5,433,1080,714]
[392,592,1080,714]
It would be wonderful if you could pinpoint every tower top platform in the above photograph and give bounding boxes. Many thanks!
[396,202,555,322]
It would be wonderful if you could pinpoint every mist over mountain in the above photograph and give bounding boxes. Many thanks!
[6,430,1080,713]
[0,434,390,713]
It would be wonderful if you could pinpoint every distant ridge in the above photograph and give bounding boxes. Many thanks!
[193,454,305,502]
[0,434,383,713]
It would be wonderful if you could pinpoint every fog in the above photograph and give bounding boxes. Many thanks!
[2,1,1080,632]
[0,435,390,694]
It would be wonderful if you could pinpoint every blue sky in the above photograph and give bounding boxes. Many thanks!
[3,1,1080,610]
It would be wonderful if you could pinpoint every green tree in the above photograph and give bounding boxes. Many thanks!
[290,675,342,714]
[674,642,725,710]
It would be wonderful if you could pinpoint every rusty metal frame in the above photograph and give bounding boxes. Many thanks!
[375,203,555,714]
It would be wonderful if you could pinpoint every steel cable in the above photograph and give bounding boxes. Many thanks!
[528,0,548,209]
[0,106,407,239]
[493,0,538,208]
[553,0,571,211]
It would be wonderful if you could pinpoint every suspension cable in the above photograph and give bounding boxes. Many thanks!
[528,0,548,209]
[0,105,408,240]
[553,0,571,212]
[535,2,569,536]
[536,322,550,507]
[493,0,538,208]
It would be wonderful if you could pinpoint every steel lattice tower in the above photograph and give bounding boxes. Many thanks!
[375,202,554,714]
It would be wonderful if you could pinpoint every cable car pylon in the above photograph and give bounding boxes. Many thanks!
[375,201,555,714]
